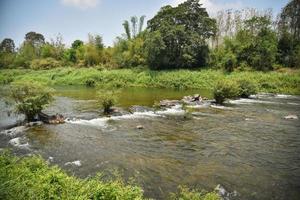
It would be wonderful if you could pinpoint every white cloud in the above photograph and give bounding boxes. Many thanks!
[171,0,243,15]
[62,0,100,10]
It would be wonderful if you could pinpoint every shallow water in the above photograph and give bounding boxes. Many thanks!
[1,86,300,200]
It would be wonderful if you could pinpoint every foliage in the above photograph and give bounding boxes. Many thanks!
[0,52,15,68]
[213,79,240,104]
[146,0,216,69]
[9,80,53,121]
[97,90,119,114]
[85,78,96,87]
[1,68,299,94]
[0,151,144,200]
[236,78,258,98]
[30,58,62,69]
[170,186,221,200]
[113,37,146,68]
[0,38,15,53]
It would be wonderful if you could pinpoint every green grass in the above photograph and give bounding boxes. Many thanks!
[0,151,220,200]
[1,67,299,94]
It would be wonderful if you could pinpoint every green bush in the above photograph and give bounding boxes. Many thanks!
[223,52,237,73]
[213,80,240,104]
[85,78,96,87]
[0,151,144,200]
[237,79,258,98]
[97,90,118,114]
[10,80,53,121]
[30,58,61,70]
[170,186,221,200]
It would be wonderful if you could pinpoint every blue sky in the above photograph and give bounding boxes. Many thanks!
[0,0,289,47]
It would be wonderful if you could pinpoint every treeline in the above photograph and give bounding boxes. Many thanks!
[0,0,299,71]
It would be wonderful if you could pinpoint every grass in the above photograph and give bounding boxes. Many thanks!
[0,151,220,200]
[0,67,299,94]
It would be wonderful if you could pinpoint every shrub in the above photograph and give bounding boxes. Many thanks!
[0,151,144,200]
[170,186,221,200]
[97,90,118,114]
[237,79,258,98]
[223,52,237,73]
[213,80,239,104]
[85,78,96,87]
[30,58,61,70]
[10,81,53,121]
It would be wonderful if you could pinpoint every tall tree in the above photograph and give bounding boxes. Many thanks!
[146,0,216,69]
[278,0,300,40]
[25,31,45,48]
[0,38,15,53]
[122,21,131,40]
[122,15,146,40]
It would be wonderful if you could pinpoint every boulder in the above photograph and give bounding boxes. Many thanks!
[136,125,144,129]
[38,112,65,124]
[159,100,180,107]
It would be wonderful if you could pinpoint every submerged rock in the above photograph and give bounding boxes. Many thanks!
[38,112,65,124]
[284,115,298,120]
[26,121,43,127]
[0,126,28,137]
[109,107,131,116]
[8,137,29,149]
[159,99,181,107]
[136,125,144,129]
[129,105,154,113]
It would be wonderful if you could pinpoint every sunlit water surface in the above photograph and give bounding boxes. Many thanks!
[1,86,300,200]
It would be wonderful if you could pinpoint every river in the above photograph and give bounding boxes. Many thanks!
[1,86,300,200]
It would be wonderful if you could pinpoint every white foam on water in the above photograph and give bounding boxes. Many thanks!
[67,105,185,127]
[68,117,108,127]
[229,98,276,105]
[8,137,30,149]
[275,94,294,98]
[210,105,233,110]
[156,104,185,115]
[186,103,211,109]
[65,160,82,167]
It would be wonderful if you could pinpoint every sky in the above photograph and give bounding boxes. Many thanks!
[0,0,290,47]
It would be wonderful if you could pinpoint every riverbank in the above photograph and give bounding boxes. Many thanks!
[1,68,300,95]
[0,151,220,200]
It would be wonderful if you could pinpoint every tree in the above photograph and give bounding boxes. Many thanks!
[277,0,300,67]
[71,40,84,49]
[0,38,16,68]
[25,31,45,49]
[0,38,15,53]
[122,15,146,40]
[146,0,216,69]
[10,81,53,121]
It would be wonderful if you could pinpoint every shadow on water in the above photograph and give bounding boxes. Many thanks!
[1,86,300,200]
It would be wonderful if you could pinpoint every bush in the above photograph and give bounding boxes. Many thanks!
[0,151,144,200]
[170,186,221,200]
[10,81,53,121]
[97,90,118,114]
[30,58,61,69]
[85,78,96,87]
[213,80,240,104]
[237,79,258,98]
[223,52,237,73]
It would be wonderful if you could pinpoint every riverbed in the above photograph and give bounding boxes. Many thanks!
[1,86,300,200]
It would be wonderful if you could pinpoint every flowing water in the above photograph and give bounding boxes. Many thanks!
[1,86,300,200]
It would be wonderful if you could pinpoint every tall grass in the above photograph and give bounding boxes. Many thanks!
[1,67,299,94]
